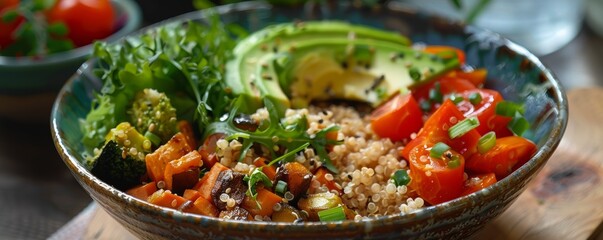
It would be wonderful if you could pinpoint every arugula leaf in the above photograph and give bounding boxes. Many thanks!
[244,168,272,202]
[205,97,342,173]
[81,16,240,150]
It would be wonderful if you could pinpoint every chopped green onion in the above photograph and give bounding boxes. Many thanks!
[275,180,288,197]
[430,142,450,158]
[409,67,422,82]
[429,83,443,103]
[391,169,411,186]
[447,155,461,169]
[144,131,162,146]
[318,206,346,222]
[448,117,480,139]
[468,92,482,105]
[495,101,525,117]
[477,131,496,154]
[449,94,464,104]
[508,113,530,136]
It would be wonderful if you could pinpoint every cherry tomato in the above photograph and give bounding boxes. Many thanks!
[413,77,476,103]
[47,0,115,47]
[466,136,536,179]
[457,89,513,137]
[370,93,423,142]
[407,142,465,205]
[461,173,497,196]
[402,100,481,160]
[0,0,22,49]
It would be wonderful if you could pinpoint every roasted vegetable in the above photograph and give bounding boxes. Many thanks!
[274,162,313,201]
[145,132,193,183]
[88,122,151,190]
[129,89,179,145]
[211,170,247,211]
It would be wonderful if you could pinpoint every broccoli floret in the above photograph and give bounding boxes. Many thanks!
[89,122,152,190]
[129,89,178,145]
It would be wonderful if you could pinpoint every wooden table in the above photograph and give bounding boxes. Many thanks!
[2,18,603,240]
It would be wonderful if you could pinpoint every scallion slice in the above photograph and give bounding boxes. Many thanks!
[447,155,461,169]
[144,131,161,146]
[448,117,480,139]
[318,206,346,222]
[495,101,525,117]
[477,131,496,154]
[449,94,464,104]
[429,83,443,103]
[430,142,450,158]
[468,92,482,105]
[508,113,530,136]
[275,180,288,197]
[391,169,411,186]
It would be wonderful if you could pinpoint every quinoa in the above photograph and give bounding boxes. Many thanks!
[219,104,425,218]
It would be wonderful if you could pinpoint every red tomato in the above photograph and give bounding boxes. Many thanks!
[457,89,513,137]
[47,0,115,47]
[407,143,465,205]
[461,173,497,196]
[370,93,423,142]
[0,0,22,49]
[402,100,481,160]
[423,45,466,64]
[466,136,537,179]
[411,76,477,110]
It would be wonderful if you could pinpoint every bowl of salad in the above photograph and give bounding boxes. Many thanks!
[0,0,141,120]
[51,1,567,239]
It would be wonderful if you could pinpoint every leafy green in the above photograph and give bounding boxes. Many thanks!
[81,17,239,149]
[205,97,341,173]
[243,168,272,207]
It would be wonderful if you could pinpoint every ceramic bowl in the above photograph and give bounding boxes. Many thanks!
[0,0,141,121]
[51,2,568,239]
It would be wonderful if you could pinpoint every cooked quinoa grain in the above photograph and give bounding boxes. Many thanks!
[217,104,424,218]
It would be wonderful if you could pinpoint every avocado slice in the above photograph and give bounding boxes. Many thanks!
[225,21,459,113]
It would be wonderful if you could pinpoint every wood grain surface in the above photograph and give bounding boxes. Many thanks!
[81,88,603,240]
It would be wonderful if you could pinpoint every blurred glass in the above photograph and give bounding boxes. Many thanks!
[586,0,603,37]
[399,0,586,56]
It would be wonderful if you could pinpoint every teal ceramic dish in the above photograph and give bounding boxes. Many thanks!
[51,2,568,239]
[0,0,141,122]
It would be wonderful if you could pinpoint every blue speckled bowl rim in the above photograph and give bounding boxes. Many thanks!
[51,0,568,236]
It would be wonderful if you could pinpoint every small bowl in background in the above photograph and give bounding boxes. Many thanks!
[0,0,141,122]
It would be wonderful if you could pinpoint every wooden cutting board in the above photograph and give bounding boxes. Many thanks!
[81,88,603,240]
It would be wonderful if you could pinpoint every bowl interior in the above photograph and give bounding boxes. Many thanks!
[51,1,567,239]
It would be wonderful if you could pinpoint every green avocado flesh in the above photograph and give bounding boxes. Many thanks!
[225,21,459,113]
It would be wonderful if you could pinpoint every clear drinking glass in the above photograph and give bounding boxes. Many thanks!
[398,0,586,56]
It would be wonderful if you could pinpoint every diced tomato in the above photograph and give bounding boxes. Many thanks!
[411,76,477,110]
[457,89,513,137]
[370,93,423,142]
[462,173,497,196]
[402,100,481,160]
[466,136,537,179]
[407,142,465,205]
